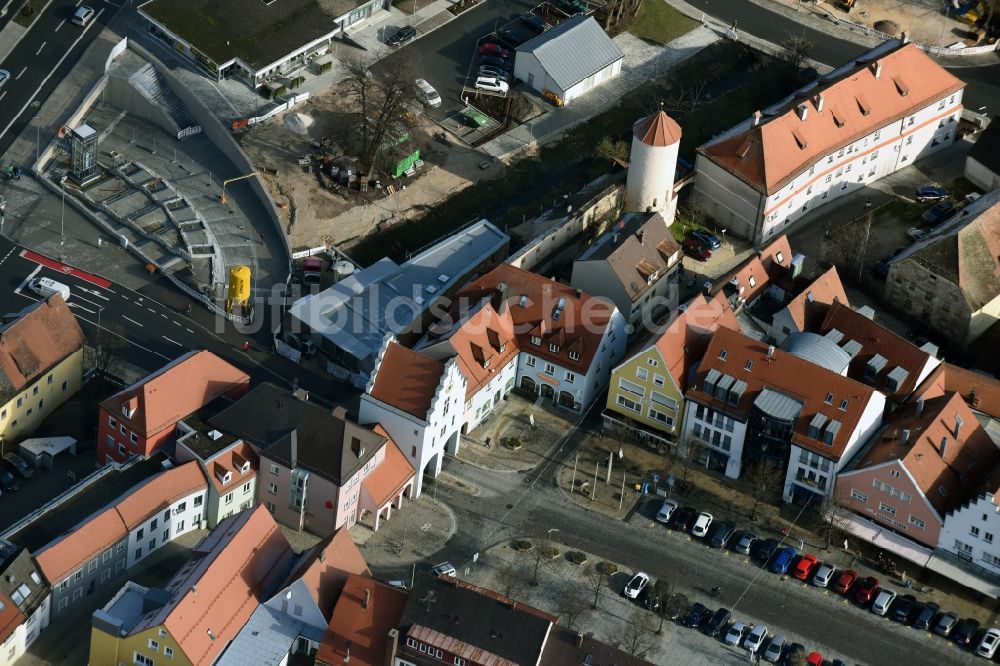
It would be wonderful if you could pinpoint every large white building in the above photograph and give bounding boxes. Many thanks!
[693,40,965,243]
[624,111,682,218]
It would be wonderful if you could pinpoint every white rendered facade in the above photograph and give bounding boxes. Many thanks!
[462,358,518,433]
[939,492,1000,575]
[125,487,206,569]
[624,129,680,217]
[680,401,749,479]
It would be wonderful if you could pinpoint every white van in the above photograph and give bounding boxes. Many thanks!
[28,277,71,301]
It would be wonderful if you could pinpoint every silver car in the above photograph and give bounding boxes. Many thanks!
[744,624,768,653]
[733,530,757,555]
[812,563,835,587]
[723,622,747,646]
[656,499,678,524]
[763,635,786,663]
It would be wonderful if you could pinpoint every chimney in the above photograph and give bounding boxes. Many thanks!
[902,428,910,444]
[955,413,964,439]
[383,629,399,666]
[491,282,508,315]
[971,387,980,408]
[636,229,645,245]
[814,93,825,113]
[363,589,371,609]
[872,61,882,79]
[940,436,948,458]
[344,640,351,664]
[289,429,298,468]
[332,405,348,420]
[796,104,809,121]
[916,398,925,418]
[752,110,762,127]
[575,633,585,649]
[767,345,775,358]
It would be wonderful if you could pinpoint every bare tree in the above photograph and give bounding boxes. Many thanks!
[777,34,813,84]
[675,437,707,485]
[818,495,846,551]
[788,648,809,666]
[661,81,710,118]
[557,589,589,632]
[820,213,869,279]
[85,323,127,380]
[745,459,785,522]
[647,579,672,633]
[497,563,526,601]
[620,610,655,658]
[662,593,689,625]
[526,540,558,586]
[341,56,418,179]
[585,563,612,609]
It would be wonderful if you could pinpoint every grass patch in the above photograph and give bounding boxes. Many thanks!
[629,1,699,45]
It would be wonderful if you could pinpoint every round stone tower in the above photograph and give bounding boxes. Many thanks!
[624,110,682,221]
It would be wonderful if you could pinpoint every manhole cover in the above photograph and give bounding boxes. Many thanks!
[506,504,514,509]
[420,522,433,531]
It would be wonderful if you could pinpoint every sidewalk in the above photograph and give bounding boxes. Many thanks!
[351,493,457,569]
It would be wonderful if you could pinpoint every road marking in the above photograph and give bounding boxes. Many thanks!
[0,92,5,103]
[0,7,105,141]
[122,316,142,326]
[186,328,194,333]
[162,335,182,346]
[68,302,96,314]
[54,19,64,33]
[76,286,109,301]
[35,41,46,55]
[173,320,181,326]
[0,247,15,266]
[15,66,26,80]
[147,307,156,313]
[73,313,170,362]
[14,266,42,296]
[161,313,167,319]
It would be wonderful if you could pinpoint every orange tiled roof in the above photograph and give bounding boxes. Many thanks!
[370,342,447,420]
[115,461,207,529]
[688,327,877,461]
[633,111,681,147]
[100,350,250,437]
[206,442,259,495]
[710,236,794,304]
[699,43,965,195]
[317,575,408,666]
[361,441,415,509]
[34,508,127,583]
[783,266,849,331]
[439,302,520,401]
[654,292,740,390]
[0,296,84,403]
[282,527,371,619]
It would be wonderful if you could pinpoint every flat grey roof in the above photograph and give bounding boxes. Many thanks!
[215,603,324,665]
[782,332,851,375]
[517,15,623,92]
[754,388,803,421]
[289,220,508,366]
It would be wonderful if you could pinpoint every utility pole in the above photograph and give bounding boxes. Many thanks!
[619,470,626,511]
[571,453,578,493]
[857,211,873,283]
[606,450,613,483]
[60,181,66,262]
[591,462,599,501]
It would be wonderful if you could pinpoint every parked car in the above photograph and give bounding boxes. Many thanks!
[744,624,768,653]
[691,511,713,537]
[913,602,940,631]
[871,588,897,616]
[431,562,456,576]
[656,499,678,524]
[833,569,858,594]
[732,531,757,555]
[753,538,779,565]
[792,554,818,580]
[478,66,510,81]
[705,607,731,637]
[921,201,955,224]
[387,26,417,46]
[762,635,785,663]
[953,618,980,646]
[854,576,880,605]
[624,572,649,600]
[906,227,928,242]
[785,643,806,665]
[689,229,721,249]
[0,69,8,91]
[933,611,959,637]
[682,238,711,261]
[769,547,797,575]
[3,453,33,479]
[519,12,547,33]
[386,579,409,590]
[478,55,513,70]
[806,652,823,666]
[415,78,441,107]
[478,42,510,58]
[474,77,509,93]
[915,185,948,201]
[811,563,835,587]
[0,469,18,492]
[724,622,747,646]
[707,521,737,548]
[683,602,710,628]
[890,594,918,623]
[670,506,698,532]
[976,627,1000,658]
[497,27,528,46]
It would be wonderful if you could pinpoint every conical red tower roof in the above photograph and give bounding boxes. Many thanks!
[633,111,682,147]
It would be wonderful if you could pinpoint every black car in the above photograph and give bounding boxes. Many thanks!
[682,602,710,628]
[704,607,731,637]
[670,506,698,532]
[0,469,18,492]
[752,538,780,565]
[890,594,918,623]
[953,618,980,646]
[3,453,33,479]
[387,26,417,46]
[707,521,737,549]
[518,13,547,33]
[497,27,528,46]
[479,55,513,71]
[785,643,806,664]
[913,602,940,631]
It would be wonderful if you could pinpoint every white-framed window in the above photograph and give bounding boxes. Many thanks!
[879,502,896,516]
[569,351,580,361]
[564,372,575,383]
[851,489,868,504]
[268,482,277,495]
[636,367,648,381]
[224,492,233,505]
[909,515,925,529]
[525,356,536,368]
[133,653,153,666]
[549,343,560,353]
[530,335,541,346]
[544,363,555,375]
[406,638,418,649]
[617,395,641,413]
[653,374,665,387]
[148,639,159,652]
[270,464,279,475]
[971,526,981,537]
[164,647,173,658]
[159,628,167,638]
[243,482,251,493]
[648,409,674,427]
[455,658,467,666]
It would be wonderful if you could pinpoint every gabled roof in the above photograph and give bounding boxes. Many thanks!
[516,15,623,92]
[434,302,519,402]
[651,292,740,390]
[278,527,371,620]
[913,362,1000,420]
[456,264,616,373]
[0,295,85,404]
[211,383,384,485]
[34,506,126,584]
[132,506,295,665]
[698,42,965,195]
[541,625,656,666]
[816,301,938,399]
[709,235,794,305]
[317,575,408,666]
[848,392,998,515]
[782,265,848,332]
[633,111,682,147]
[369,342,448,420]
[688,327,879,460]
[115,461,207,529]
[361,439,415,509]
[100,350,250,437]
[205,441,259,495]
[967,115,1000,174]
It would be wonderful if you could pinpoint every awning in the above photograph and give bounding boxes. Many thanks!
[830,511,933,566]
[925,551,1000,599]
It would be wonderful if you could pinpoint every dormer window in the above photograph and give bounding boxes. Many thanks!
[481,357,491,369]
[718,350,728,361]
[530,336,541,346]
[549,343,560,353]
[121,404,133,419]
[238,461,250,474]
[569,351,580,361]
[218,470,232,485]
[499,343,506,353]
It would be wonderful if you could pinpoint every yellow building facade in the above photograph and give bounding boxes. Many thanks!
[603,345,683,446]
[90,622,188,666]
[0,348,83,444]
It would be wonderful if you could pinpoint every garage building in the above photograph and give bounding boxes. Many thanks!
[513,15,623,106]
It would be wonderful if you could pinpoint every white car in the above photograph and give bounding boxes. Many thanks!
[762,635,786,663]
[474,76,509,94]
[743,624,768,653]
[656,499,678,524]
[811,563,835,587]
[871,588,896,616]
[0,69,9,90]
[623,572,649,600]
[431,562,456,577]
[691,511,713,537]
[977,627,1000,658]
[415,78,441,107]
[72,5,95,26]
[723,622,747,646]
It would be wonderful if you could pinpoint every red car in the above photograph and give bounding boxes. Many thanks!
[854,576,880,605]
[792,554,819,581]
[806,652,823,666]
[479,43,510,58]
[833,569,858,594]
[682,238,711,261]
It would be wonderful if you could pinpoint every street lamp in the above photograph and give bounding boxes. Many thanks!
[30,101,41,166]
[59,180,66,262]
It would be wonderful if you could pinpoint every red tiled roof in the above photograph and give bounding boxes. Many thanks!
[317,576,408,666]
[688,327,878,460]
[100,350,250,438]
[653,292,740,390]
[283,527,371,619]
[0,295,85,403]
[456,264,615,373]
[711,236,794,304]
[784,266,849,331]
[850,392,998,515]
[699,43,965,195]
[34,508,126,583]
[115,461,207,529]
[370,342,447,420]
[633,111,681,147]
[441,303,520,402]
[206,441,259,495]
[361,440,415,509]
